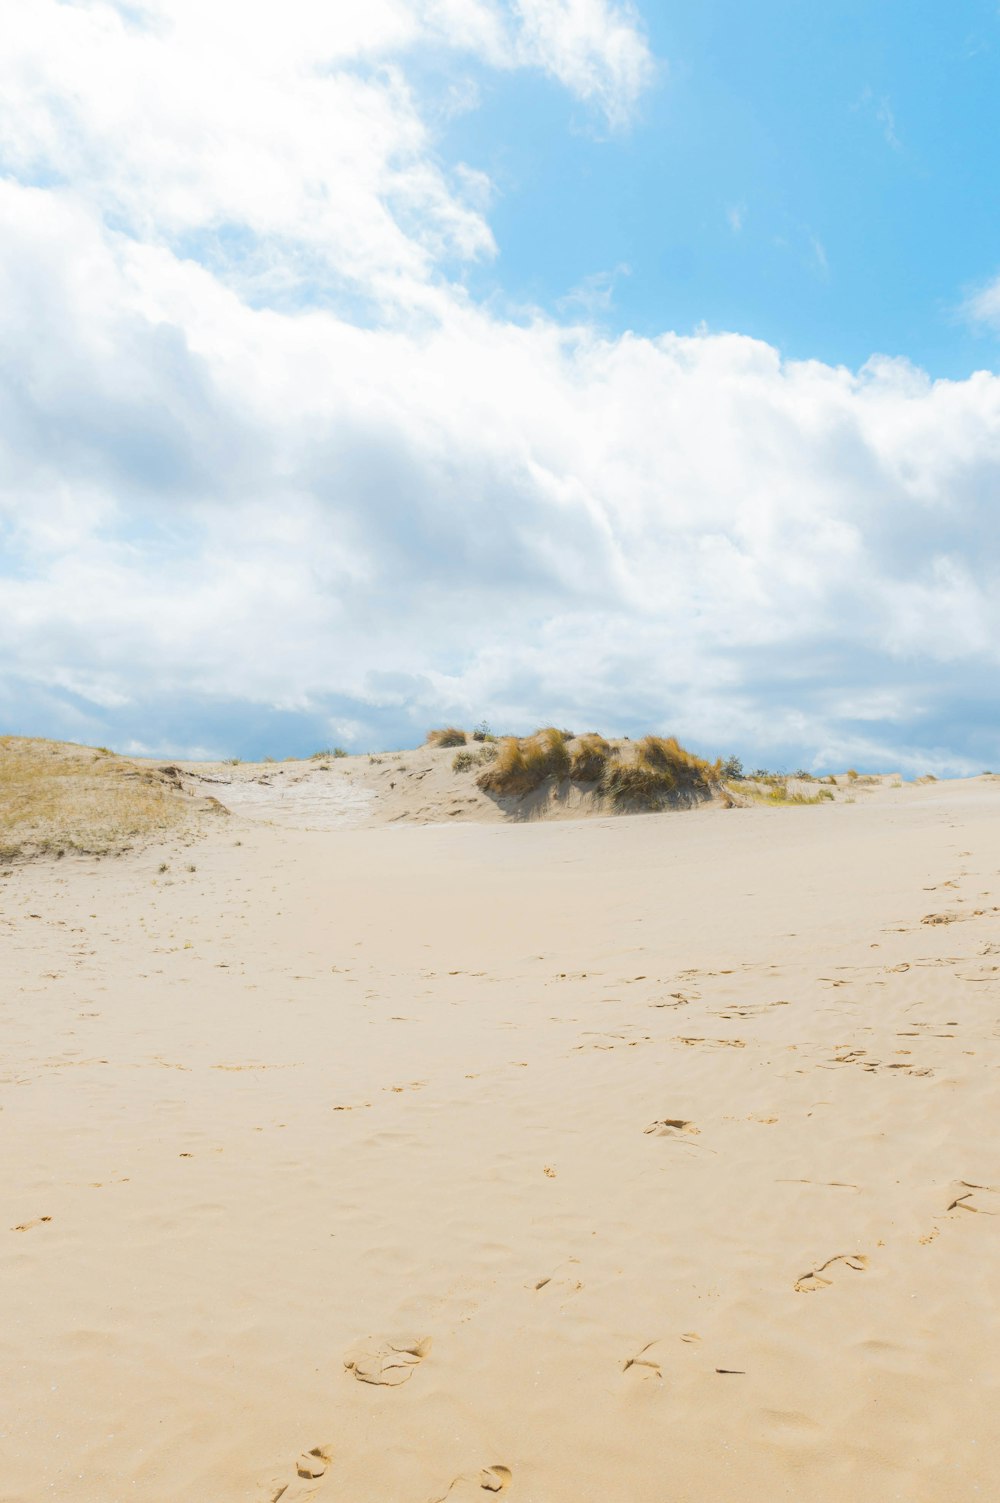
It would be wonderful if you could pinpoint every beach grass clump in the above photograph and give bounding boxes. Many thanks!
[0,737,192,861]
[746,778,834,806]
[426,727,467,748]
[599,735,717,808]
[477,727,571,796]
[452,750,476,772]
[570,733,611,783]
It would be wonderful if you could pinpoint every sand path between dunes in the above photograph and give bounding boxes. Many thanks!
[3,778,1000,1501]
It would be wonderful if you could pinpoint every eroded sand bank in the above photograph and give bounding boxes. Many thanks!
[3,777,1000,1501]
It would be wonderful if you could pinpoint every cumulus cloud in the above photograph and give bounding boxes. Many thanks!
[0,1,998,772]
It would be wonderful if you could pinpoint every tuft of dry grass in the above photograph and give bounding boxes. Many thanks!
[598,735,717,809]
[477,727,571,796]
[426,727,467,748]
[570,734,611,783]
[478,728,715,808]
[0,737,197,861]
[742,777,835,807]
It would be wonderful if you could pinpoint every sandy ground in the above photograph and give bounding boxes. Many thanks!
[3,771,1000,1502]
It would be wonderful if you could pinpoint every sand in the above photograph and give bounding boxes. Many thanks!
[3,766,1000,1501]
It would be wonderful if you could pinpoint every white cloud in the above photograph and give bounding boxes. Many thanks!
[510,0,655,126]
[964,274,1000,331]
[0,2,998,772]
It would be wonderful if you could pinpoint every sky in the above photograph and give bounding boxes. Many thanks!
[2,0,1000,772]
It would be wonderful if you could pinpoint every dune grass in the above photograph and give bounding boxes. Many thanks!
[477,729,717,808]
[570,734,611,783]
[477,727,571,796]
[0,737,193,860]
[740,777,835,807]
[599,736,718,808]
[426,727,467,748]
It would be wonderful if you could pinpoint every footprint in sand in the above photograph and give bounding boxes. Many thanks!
[430,1465,512,1500]
[529,1257,583,1300]
[674,1036,746,1050]
[266,1444,334,1502]
[794,1253,868,1293]
[344,1336,431,1385]
[947,1181,1000,1215]
[644,1118,700,1140]
[621,1341,662,1381]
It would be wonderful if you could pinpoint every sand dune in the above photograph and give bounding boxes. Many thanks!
[3,764,1000,1500]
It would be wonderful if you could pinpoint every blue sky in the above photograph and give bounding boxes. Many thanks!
[448,0,1000,375]
[1,0,1000,773]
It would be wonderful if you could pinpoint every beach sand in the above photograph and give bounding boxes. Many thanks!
[3,764,1000,1501]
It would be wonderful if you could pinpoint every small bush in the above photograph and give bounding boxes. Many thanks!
[452,750,475,772]
[427,727,467,748]
[477,743,498,765]
[471,721,496,743]
[721,754,744,779]
[224,757,241,766]
[570,734,611,782]
[846,768,858,781]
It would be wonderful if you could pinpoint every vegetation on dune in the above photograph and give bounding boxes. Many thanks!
[426,727,467,747]
[599,735,718,808]
[475,728,717,808]
[0,737,196,860]
[755,781,835,806]
[477,727,571,796]
[569,733,611,783]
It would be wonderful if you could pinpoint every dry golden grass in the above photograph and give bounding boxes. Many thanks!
[426,728,467,748]
[478,729,715,807]
[477,727,571,796]
[0,738,195,860]
[599,735,717,808]
[738,776,835,807]
[570,734,611,783]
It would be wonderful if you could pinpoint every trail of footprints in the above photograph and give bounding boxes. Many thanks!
[263,912,998,1497]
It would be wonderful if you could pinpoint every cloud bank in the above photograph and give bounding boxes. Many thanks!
[1,1,999,772]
